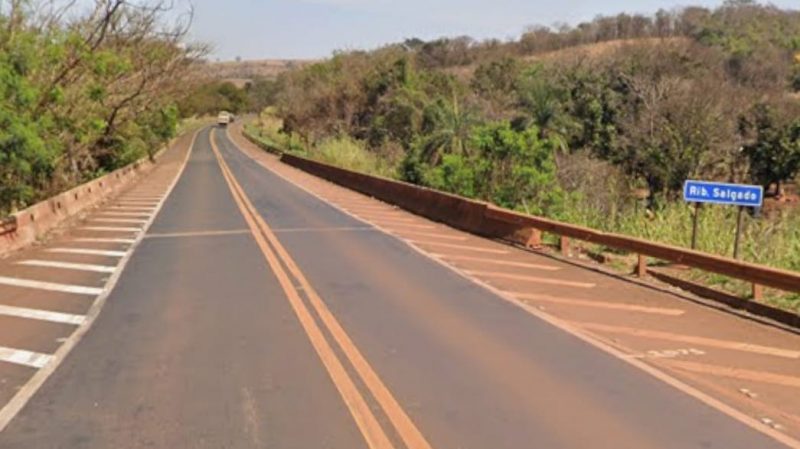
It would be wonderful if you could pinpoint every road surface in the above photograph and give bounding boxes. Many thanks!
[0,127,792,448]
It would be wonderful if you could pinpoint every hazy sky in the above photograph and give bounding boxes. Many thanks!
[186,0,798,61]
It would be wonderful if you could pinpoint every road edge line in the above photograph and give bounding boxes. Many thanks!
[0,128,199,434]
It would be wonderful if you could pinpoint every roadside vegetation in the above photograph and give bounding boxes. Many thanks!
[247,1,800,305]
[0,0,204,216]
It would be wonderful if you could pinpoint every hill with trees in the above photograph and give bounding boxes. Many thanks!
[246,0,800,296]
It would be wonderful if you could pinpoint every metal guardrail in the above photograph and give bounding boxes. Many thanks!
[485,206,800,296]
[244,126,800,299]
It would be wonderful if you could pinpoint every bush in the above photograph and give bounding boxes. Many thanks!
[310,136,395,177]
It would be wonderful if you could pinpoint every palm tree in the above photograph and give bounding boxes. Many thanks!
[418,92,477,165]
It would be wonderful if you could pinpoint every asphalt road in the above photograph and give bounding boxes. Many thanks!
[0,127,788,448]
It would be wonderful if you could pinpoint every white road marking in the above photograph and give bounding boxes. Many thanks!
[81,226,141,232]
[115,201,159,206]
[114,205,158,210]
[0,304,85,325]
[357,218,437,229]
[635,348,706,360]
[508,292,684,315]
[92,218,148,224]
[465,270,595,288]
[575,323,800,359]
[346,206,397,213]
[96,212,151,217]
[107,207,155,212]
[355,213,416,222]
[384,230,468,241]
[73,238,135,244]
[18,260,116,273]
[0,122,197,435]
[665,360,800,389]
[0,276,102,296]
[48,248,127,257]
[409,240,509,254]
[145,229,252,239]
[0,347,52,369]
[431,254,560,270]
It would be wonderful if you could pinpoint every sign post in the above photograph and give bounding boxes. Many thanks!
[733,206,746,259]
[683,180,763,258]
[690,203,701,250]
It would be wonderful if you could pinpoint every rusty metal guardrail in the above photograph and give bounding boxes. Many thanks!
[484,206,800,296]
[240,125,800,302]
[275,152,800,302]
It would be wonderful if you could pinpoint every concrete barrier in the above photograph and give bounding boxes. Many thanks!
[0,144,170,258]
[281,154,541,246]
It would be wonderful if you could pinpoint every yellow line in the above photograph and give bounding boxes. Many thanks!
[210,131,394,449]
[507,292,685,316]
[665,360,800,388]
[431,254,559,271]
[575,322,800,359]
[212,130,433,449]
[465,270,595,288]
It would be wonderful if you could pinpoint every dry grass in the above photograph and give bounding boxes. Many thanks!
[526,37,691,62]
[446,37,692,79]
[193,59,315,81]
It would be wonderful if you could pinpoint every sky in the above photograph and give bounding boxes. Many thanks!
[184,0,799,61]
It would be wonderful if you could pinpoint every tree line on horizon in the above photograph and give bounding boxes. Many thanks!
[250,0,800,204]
[242,0,800,275]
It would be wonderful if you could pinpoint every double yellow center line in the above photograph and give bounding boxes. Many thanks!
[209,130,433,449]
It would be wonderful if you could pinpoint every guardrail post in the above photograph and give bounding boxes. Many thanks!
[637,254,647,277]
[560,236,570,257]
[526,229,542,248]
[752,283,763,301]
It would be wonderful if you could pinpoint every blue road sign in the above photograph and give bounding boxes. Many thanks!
[683,180,763,207]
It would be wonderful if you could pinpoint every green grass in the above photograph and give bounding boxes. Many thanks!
[308,136,396,178]
[177,116,214,136]
[563,198,800,307]
[247,110,398,178]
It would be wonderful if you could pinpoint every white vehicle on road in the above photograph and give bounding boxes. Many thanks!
[217,111,233,127]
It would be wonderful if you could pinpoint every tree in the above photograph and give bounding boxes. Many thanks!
[594,42,741,201]
[0,0,202,214]
[247,77,281,112]
[470,57,520,118]
[470,121,562,212]
[514,65,574,151]
[415,91,477,164]
[741,104,800,196]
